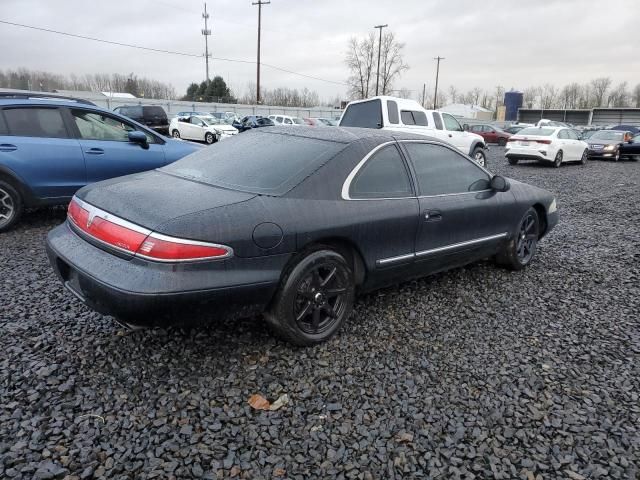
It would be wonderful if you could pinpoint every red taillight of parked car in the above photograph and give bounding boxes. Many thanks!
[135,234,232,262]
[68,197,232,262]
[535,139,552,144]
[68,198,148,253]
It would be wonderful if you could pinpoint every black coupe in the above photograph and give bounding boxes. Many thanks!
[47,127,558,345]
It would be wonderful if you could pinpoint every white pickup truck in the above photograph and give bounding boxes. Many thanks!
[339,96,488,166]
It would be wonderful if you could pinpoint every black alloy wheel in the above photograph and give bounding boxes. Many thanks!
[266,249,355,345]
[497,207,539,271]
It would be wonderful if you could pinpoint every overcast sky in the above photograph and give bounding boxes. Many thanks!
[1,0,638,101]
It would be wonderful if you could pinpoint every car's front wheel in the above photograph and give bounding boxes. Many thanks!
[614,149,620,162]
[205,132,215,144]
[0,179,23,233]
[498,138,507,147]
[507,157,519,165]
[472,147,486,167]
[497,207,539,271]
[265,248,355,346]
[579,149,588,165]
[171,129,180,139]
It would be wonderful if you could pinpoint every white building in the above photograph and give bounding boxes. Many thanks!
[438,103,493,121]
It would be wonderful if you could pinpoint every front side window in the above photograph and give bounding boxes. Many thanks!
[470,125,482,133]
[404,142,491,196]
[0,111,7,135]
[4,108,68,138]
[350,145,413,199]
[433,112,443,130]
[71,110,155,143]
[340,99,382,129]
[442,113,463,132]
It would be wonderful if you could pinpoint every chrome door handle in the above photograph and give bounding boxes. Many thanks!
[85,148,104,155]
[425,210,442,221]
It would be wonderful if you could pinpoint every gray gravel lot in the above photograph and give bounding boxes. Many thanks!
[1,148,639,479]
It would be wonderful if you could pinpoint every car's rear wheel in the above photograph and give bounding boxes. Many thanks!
[0,179,23,233]
[579,149,588,165]
[172,130,180,139]
[265,249,355,346]
[507,157,519,165]
[497,207,539,271]
[553,150,563,168]
[472,147,486,167]
[205,132,215,144]
[498,138,507,147]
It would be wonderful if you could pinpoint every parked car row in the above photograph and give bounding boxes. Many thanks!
[169,115,238,144]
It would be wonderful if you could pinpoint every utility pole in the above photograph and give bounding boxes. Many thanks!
[252,0,270,104]
[374,24,388,96]
[201,3,212,81]
[433,56,444,109]
[421,83,426,108]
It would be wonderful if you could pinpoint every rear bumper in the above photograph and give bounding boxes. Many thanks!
[46,222,286,325]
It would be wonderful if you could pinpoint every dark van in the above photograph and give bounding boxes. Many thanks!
[113,105,169,135]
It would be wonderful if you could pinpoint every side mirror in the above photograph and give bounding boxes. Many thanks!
[463,124,469,131]
[128,131,149,149]
[490,175,510,192]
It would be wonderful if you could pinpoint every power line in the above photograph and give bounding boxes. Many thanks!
[0,19,347,86]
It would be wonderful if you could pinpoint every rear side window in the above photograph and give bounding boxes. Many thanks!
[401,111,415,125]
[404,143,490,196]
[340,99,382,129]
[387,101,399,124]
[143,106,166,118]
[350,145,413,199]
[0,111,7,134]
[4,108,68,138]
[433,112,443,130]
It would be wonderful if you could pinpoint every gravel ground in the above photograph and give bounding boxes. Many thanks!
[1,148,639,480]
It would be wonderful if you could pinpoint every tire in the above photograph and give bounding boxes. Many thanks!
[497,207,539,271]
[579,149,588,165]
[507,157,519,165]
[0,179,24,233]
[553,150,563,168]
[265,248,356,346]
[498,138,507,147]
[614,149,620,162]
[205,132,215,144]
[472,147,486,167]
[171,129,180,139]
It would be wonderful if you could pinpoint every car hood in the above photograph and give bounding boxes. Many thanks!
[208,124,237,133]
[76,170,255,232]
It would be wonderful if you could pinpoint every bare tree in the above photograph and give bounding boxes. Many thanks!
[540,84,558,109]
[607,82,629,107]
[345,33,376,99]
[523,86,540,109]
[633,83,640,108]
[379,32,409,95]
[345,31,408,99]
[590,77,612,107]
[448,85,459,104]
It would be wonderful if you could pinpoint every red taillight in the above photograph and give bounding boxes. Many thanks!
[507,137,519,142]
[67,197,232,262]
[135,234,232,262]
[535,139,552,144]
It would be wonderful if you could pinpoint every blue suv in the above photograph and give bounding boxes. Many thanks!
[0,94,203,231]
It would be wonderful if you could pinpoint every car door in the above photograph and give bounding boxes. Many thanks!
[1,106,86,199]
[68,108,167,183]
[566,129,585,158]
[484,126,498,144]
[401,141,509,273]
[556,129,575,159]
[190,117,207,141]
[343,142,419,287]
[441,112,468,152]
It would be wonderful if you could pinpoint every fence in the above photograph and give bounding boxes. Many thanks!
[517,108,640,126]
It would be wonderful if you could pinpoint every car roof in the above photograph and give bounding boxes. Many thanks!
[0,98,111,111]
[255,125,442,144]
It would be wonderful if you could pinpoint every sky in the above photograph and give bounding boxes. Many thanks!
[0,0,638,102]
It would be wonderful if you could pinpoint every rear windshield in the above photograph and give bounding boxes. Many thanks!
[119,106,142,117]
[340,99,382,129]
[591,131,624,141]
[162,131,346,195]
[143,106,166,118]
[518,127,555,136]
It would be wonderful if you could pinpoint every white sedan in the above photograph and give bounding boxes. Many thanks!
[505,126,588,167]
[169,115,238,144]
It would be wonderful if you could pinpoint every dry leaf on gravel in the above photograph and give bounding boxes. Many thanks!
[248,394,271,410]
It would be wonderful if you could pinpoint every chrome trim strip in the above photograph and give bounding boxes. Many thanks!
[376,253,415,266]
[376,232,508,266]
[72,196,152,235]
[414,233,508,258]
